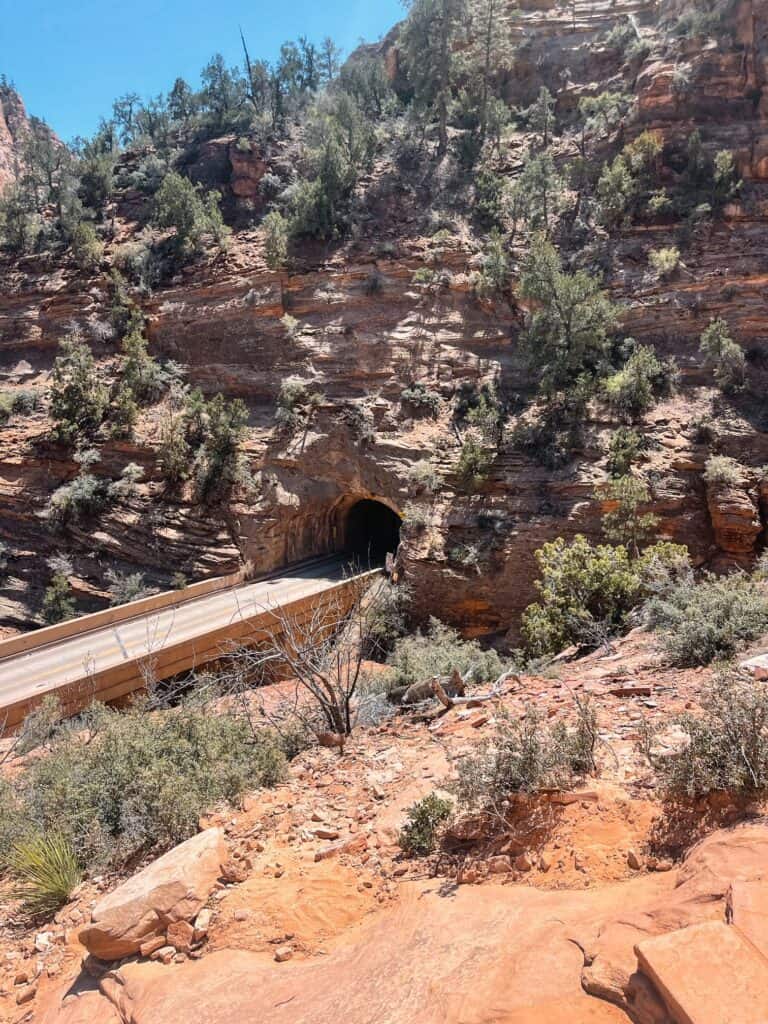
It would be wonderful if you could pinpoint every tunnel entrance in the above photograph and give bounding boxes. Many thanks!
[345,499,402,568]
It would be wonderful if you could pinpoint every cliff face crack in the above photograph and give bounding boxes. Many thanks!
[345,499,402,568]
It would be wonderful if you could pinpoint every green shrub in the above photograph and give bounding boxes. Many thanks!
[274,379,321,434]
[474,230,509,299]
[41,572,76,625]
[11,702,286,870]
[158,413,192,486]
[159,388,245,498]
[703,454,742,487]
[8,833,82,918]
[647,674,768,797]
[387,618,503,689]
[521,535,643,657]
[50,331,108,444]
[0,780,28,869]
[153,171,229,256]
[263,211,289,270]
[115,241,162,293]
[453,382,503,442]
[120,328,167,405]
[647,190,673,216]
[287,96,375,241]
[0,388,42,423]
[636,541,693,600]
[106,464,144,505]
[282,317,307,345]
[448,543,482,573]
[69,221,104,271]
[607,426,644,477]
[453,702,596,813]
[691,414,716,445]
[518,235,618,396]
[399,793,453,856]
[510,385,592,469]
[401,383,441,417]
[106,569,154,606]
[14,695,65,756]
[405,459,441,494]
[645,572,768,666]
[109,269,145,336]
[473,167,505,230]
[456,434,493,487]
[699,319,746,393]
[363,581,411,659]
[412,266,436,287]
[109,385,139,439]
[596,131,662,229]
[14,389,41,415]
[713,150,741,207]
[192,393,248,503]
[672,6,727,40]
[599,475,658,555]
[648,246,680,279]
[48,473,107,527]
[603,344,677,421]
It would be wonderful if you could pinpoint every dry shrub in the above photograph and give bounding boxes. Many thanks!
[4,701,286,872]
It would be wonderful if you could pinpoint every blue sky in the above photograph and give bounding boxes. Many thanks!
[0,0,403,142]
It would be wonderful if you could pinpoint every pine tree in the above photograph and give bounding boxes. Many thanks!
[50,331,108,443]
[519,235,618,396]
[468,0,514,145]
[401,0,468,157]
[524,87,556,148]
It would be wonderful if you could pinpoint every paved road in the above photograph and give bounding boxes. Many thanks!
[0,556,357,722]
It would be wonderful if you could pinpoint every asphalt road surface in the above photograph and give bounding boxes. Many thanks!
[0,556,356,720]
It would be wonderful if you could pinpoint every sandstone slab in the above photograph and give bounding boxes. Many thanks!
[87,879,638,1024]
[635,921,768,1024]
[41,990,122,1024]
[580,823,768,1017]
[79,828,227,960]
[727,879,768,960]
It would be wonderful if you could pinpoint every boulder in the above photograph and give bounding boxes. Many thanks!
[79,828,227,961]
[740,653,768,680]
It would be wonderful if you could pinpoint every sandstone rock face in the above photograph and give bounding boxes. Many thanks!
[4,0,768,643]
[79,828,227,961]
[0,85,61,193]
[228,139,267,198]
[705,479,761,558]
[0,86,30,192]
[180,134,266,199]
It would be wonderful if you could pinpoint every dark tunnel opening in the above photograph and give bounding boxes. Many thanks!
[345,500,402,568]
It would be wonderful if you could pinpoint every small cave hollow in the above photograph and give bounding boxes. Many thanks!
[344,499,402,568]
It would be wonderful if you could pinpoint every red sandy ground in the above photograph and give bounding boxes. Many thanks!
[1,629,763,1023]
